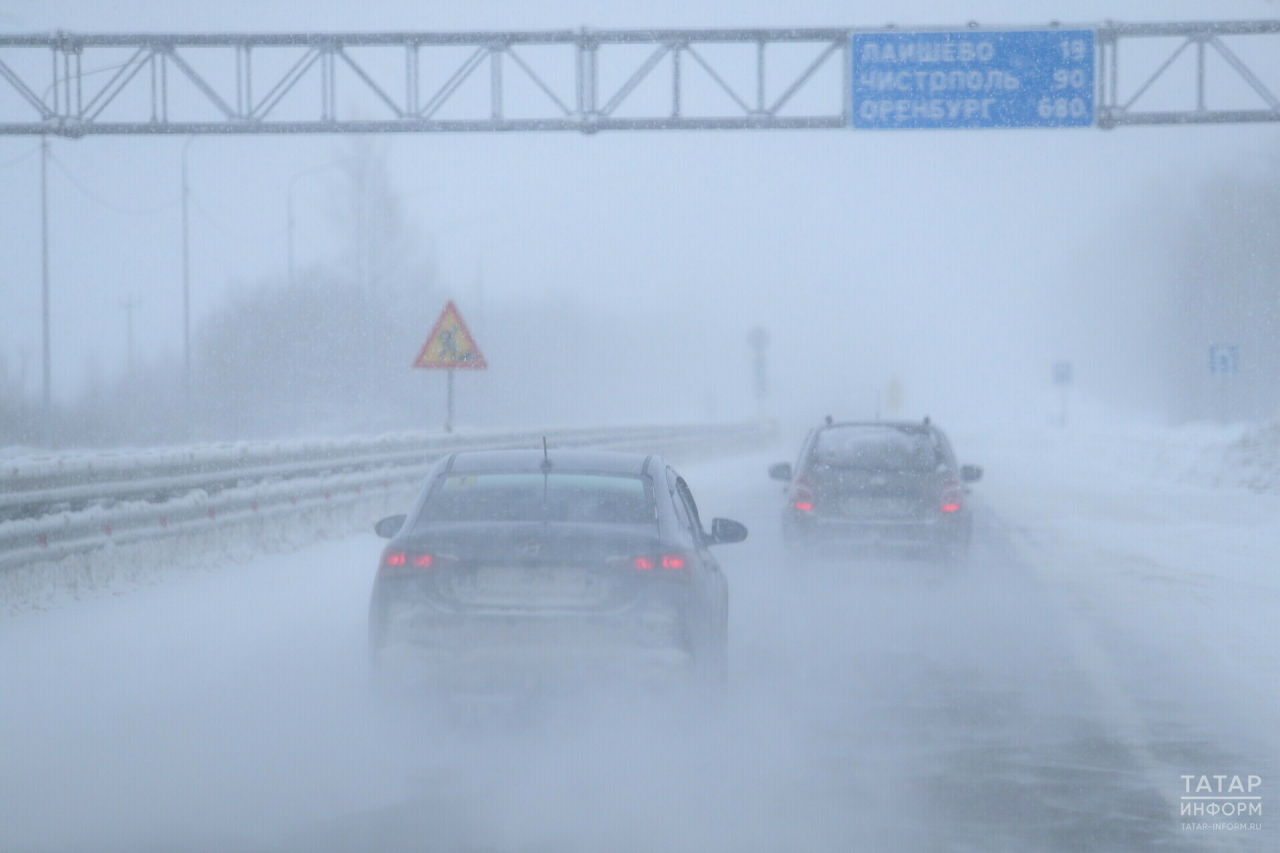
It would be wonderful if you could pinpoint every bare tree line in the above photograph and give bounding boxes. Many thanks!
[0,138,724,449]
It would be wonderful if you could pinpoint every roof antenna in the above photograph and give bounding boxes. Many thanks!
[539,437,553,519]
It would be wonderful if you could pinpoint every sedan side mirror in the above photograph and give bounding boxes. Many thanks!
[768,462,792,482]
[960,465,983,483]
[374,514,407,539]
[709,518,748,545]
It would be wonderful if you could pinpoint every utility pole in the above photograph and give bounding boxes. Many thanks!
[473,258,485,333]
[39,136,51,420]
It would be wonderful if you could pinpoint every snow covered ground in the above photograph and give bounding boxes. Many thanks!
[960,421,1280,822]
[960,421,1280,722]
[1,422,1276,851]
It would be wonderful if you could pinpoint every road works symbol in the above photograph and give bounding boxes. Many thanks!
[414,301,487,433]
[413,300,487,370]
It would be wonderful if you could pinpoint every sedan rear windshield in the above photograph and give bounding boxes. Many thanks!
[417,472,655,526]
[813,427,942,472]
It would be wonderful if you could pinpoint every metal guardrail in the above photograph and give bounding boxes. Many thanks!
[0,422,777,571]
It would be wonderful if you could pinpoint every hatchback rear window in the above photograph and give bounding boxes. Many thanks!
[417,472,655,526]
[813,427,941,472]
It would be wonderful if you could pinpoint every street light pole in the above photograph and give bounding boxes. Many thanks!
[121,296,141,378]
[287,157,357,289]
[40,136,51,420]
[287,181,296,288]
[181,136,193,402]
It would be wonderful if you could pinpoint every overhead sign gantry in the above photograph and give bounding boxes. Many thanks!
[0,20,1277,136]
[10,19,1279,419]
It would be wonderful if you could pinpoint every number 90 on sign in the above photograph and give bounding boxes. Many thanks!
[1053,68,1088,89]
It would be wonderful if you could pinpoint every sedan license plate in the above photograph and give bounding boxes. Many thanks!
[452,566,611,609]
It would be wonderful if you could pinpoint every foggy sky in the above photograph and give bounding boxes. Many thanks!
[1,0,1277,430]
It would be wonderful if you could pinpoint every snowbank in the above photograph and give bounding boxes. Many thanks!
[957,417,1280,771]
[1225,420,1280,493]
[956,418,1280,496]
[0,487,410,616]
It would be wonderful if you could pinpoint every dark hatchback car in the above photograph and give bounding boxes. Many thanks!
[369,448,746,693]
[770,419,981,561]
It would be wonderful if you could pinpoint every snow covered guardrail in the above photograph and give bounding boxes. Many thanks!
[0,422,777,571]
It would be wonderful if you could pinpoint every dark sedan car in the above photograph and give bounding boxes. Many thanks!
[769,418,981,561]
[369,448,745,694]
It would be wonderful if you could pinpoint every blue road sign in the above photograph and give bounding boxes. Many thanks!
[1053,362,1073,386]
[1209,345,1239,375]
[852,29,1095,129]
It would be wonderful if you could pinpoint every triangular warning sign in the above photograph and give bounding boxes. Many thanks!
[413,301,487,370]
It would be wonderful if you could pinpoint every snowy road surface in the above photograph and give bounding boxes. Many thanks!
[2,429,1277,852]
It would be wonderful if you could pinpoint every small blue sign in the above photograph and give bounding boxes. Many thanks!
[1053,362,1073,386]
[852,29,1095,129]
[1209,345,1239,375]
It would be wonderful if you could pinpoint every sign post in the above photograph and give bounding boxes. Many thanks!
[884,376,905,416]
[747,327,770,418]
[447,369,455,432]
[1052,361,1073,427]
[413,300,487,432]
[1209,344,1238,422]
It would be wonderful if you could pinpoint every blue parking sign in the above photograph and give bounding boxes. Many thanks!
[852,29,1095,129]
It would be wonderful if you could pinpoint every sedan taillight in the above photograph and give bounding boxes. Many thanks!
[620,553,691,573]
[379,548,444,578]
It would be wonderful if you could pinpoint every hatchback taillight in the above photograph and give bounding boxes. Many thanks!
[792,476,815,513]
[940,479,963,513]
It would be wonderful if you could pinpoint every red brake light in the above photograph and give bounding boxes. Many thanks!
[380,549,439,578]
[940,479,963,513]
[792,475,815,513]
[629,554,688,572]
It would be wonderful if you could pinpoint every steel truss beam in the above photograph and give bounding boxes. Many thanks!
[1098,20,1280,127]
[0,22,1276,135]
